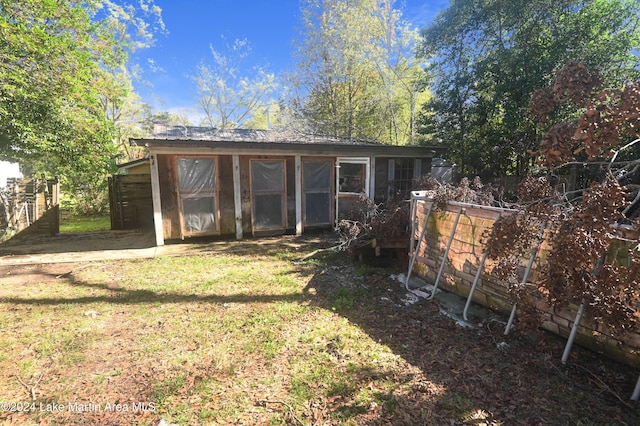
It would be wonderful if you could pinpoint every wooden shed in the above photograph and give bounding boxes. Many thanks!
[130,126,440,246]
[116,157,150,175]
[108,157,153,230]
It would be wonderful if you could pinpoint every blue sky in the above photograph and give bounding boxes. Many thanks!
[1,0,449,185]
[132,0,450,116]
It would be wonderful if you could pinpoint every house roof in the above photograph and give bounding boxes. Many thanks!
[130,125,442,157]
[116,157,149,170]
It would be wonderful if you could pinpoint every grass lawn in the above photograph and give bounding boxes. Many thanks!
[59,214,111,233]
[0,241,637,425]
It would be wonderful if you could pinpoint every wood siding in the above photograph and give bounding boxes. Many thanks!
[108,174,153,230]
[154,152,435,241]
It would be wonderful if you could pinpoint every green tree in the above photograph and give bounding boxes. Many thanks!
[291,0,428,144]
[0,0,164,213]
[419,0,640,177]
[194,38,279,129]
[141,110,193,135]
[96,0,165,161]
[0,0,113,168]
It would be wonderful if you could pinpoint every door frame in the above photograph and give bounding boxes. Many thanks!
[249,158,288,234]
[175,156,220,239]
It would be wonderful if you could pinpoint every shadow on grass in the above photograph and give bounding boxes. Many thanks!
[0,230,156,256]
[0,241,637,425]
[0,266,308,306]
[298,253,640,425]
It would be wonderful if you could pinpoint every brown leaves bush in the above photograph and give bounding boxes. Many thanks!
[484,174,640,335]
[530,61,640,168]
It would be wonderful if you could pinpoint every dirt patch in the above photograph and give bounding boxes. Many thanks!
[0,230,156,256]
[0,231,331,265]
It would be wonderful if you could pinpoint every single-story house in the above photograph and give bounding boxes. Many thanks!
[130,126,441,246]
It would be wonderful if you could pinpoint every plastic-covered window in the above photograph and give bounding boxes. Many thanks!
[177,157,218,235]
[251,160,285,231]
[303,160,332,226]
[251,160,285,192]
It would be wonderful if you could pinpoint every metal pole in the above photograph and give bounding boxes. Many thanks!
[405,201,433,291]
[504,223,545,335]
[505,303,518,335]
[631,374,640,401]
[463,251,488,321]
[562,300,585,365]
[428,206,464,300]
[464,212,501,321]
[409,197,417,256]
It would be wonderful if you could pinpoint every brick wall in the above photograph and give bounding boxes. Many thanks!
[411,198,640,367]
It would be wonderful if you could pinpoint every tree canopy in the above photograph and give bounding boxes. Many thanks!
[0,0,164,211]
[194,38,279,129]
[0,0,165,167]
[0,0,113,169]
[290,0,428,144]
[418,0,640,177]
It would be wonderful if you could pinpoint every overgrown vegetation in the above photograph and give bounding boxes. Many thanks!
[337,62,640,338]
[336,176,495,252]
[419,0,640,177]
[483,62,640,335]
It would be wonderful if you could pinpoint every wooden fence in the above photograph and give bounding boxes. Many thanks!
[3,176,60,235]
[108,174,153,230]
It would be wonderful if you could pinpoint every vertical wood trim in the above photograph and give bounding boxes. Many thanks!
[369,156,376,200]
[414,158,422,178]
[150,153,165,246]
[335,162,340,227]
[233,154,243,240]
[295,155,303,236]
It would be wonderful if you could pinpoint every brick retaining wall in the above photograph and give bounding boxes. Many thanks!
[411,198,640,367]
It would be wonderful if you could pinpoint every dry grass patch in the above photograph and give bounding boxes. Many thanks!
[0,241,637,425]
[0,248,418,425]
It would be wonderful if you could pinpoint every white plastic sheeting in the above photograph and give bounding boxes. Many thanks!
[177,157,218,235]
[303,160,332,226]
[251,160,285,231]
